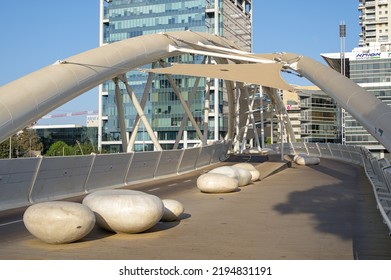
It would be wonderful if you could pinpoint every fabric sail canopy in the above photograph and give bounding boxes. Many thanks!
[147,63,294,91]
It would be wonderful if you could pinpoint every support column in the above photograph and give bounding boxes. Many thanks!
[173,57,207,149]
[118,74,162,151]
[113,77,128,152]
[127,64,156,152]
[248,88,261,151]
[240,88,251,153]
[213,1,220,142]
[260,88,265,148]
[173,77,201,149]
[233,83,241,153]
[270,103,274,145]
[278,113,285,161]
[241,86,261,152]
[263,87,295,144]
[214,78,219,141]
[204,77,211,145]
[98,84,103,153]
[160,66,205,144]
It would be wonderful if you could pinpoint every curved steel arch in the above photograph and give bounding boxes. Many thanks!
[1,31,391,153]
[278,53,391,153]
[0,31,239,144]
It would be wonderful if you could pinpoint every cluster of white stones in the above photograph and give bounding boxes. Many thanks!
[196,173,239,193]
[23,189,185,244]
[196,163,260,193]
[293,154,320,166]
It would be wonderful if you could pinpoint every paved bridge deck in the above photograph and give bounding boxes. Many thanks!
[0,155,390,260]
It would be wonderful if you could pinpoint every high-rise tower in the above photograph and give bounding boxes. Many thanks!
[98,0,252,152]
[321,0,391,158]
[359,0,391,49]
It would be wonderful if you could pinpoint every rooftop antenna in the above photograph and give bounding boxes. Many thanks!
[340,21,346,76]
[340,21,347,145]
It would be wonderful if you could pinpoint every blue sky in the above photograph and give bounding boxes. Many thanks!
[0,1,360,125]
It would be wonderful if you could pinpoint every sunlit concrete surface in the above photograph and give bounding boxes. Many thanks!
[0,156,390,260]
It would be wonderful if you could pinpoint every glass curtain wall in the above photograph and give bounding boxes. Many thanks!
[102,0,210,152]
[100,0,251,152]
[347,58,391,149]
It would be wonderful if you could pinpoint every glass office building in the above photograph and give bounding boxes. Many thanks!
[32,125,98,154]
[323,47,391,157]
[282,86,338,144]
[98,0,252,152]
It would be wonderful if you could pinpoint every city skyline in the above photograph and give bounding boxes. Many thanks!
[1,0,360,125]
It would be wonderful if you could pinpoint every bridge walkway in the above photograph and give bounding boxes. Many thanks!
[0,156,390,260]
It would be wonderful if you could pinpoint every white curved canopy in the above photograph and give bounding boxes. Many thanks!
[148,63,294,91]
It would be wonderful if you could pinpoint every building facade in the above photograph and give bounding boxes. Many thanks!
[32,124,98,155]
[98,0,252,152]
[313,0,391,157]
[282,86,339,144]
[322,46,391,157]
[359,0,391,48]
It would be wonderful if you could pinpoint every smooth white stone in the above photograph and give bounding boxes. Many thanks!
[196,173,239,193]
[261,148,275,155]
[23,201,95,244]
[161,199,185,222]
[248,147,261,154]
[233,163,260,181]
[209,166,240,179]
[242,147,274,154]
[82,189,164,234]
[209,166,251,186]
[230,166,252,186]
[294,154,320,166]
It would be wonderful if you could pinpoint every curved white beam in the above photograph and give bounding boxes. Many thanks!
[279,52,391,152]
[0,31,238,144]
[3,32,387,155]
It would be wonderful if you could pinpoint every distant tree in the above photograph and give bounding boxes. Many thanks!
[0,137,15,158]
[0,128,43,158]
[73,140,95,155]
[46,141,75,156]
[17,129,43,157]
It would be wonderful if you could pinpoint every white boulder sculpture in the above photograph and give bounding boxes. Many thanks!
[208,166,251,186]
[243,147,260,154]
[23,201,96,244]
[196,173,239,193]
[294,154,320,166]
[82,189,164,234]
[233,163,260,181]
[260,148,275,155]
[161,199,185,222]
[230,166,252,186]
[208,166,239,179]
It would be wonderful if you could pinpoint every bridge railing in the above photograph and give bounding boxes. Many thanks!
[269,142,391,235]
[0,140,230,211]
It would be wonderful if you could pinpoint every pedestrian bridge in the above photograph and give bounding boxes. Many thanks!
[1,31,391,248]
[0,144,391,260]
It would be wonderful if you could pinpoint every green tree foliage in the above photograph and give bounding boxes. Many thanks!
[0,128,43,158]
[0,137,14,158]
[17,129,43,157]
[73,140,95,155]
[45,140,97,156]
[46,141,75,156]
